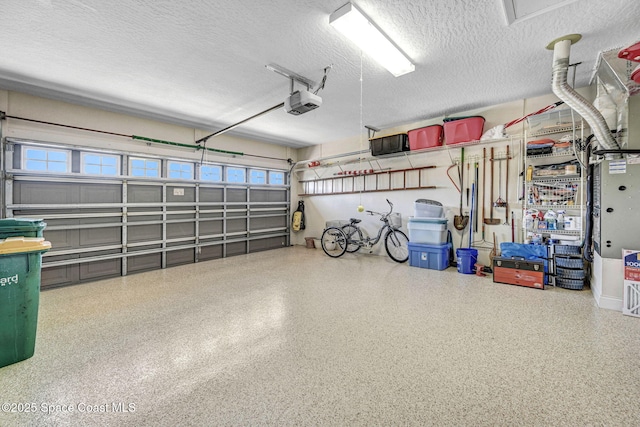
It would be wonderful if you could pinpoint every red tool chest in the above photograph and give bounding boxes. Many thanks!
[492,257,545,290]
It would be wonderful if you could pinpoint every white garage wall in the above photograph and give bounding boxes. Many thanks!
[292,87,594,266]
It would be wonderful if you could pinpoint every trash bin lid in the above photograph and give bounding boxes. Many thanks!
[0,237,51,255]
[0,218,46,226]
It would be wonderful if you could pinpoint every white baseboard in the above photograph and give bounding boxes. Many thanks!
[594,293,624,311]
[591,252,624,312]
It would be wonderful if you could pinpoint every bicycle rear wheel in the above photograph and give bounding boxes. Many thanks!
[321,227,348,258]
[341,224,363,253]
[384,229,409,263]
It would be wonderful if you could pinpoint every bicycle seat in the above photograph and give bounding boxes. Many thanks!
[349,218,362,224]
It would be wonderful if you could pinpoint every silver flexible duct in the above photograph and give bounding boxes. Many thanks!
[549,36,620,152]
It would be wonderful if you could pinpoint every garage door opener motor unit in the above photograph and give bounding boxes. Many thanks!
[285,90,322,115]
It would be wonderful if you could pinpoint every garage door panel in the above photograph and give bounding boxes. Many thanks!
[166,186,195,203]
[128,224,162,242]
[166,248,194,266]
[80,259,122,281]
[250,236,287,252]
[128,214,163,223]
[167,222,195,239]
[227,218,247,233]
[250,216,286,231]
[226,241,247,256]
[227,188,247,202]
[79,226,122,247]
[200,188,224,202]
[250,189,287,202]
[128,185,162,203]
[44,229,79,250]
[199,220,223,236]
[41,264,80,289]
[166,211,195,220]
[14,181,78,204]
[80,183,122,203]
[200,244,223,261]
[128,253,162,273]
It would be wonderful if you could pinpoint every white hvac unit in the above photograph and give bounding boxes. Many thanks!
[284,90,322,115]
[623,249,640,318]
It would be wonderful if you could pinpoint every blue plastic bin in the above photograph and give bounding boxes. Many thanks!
[408,242,450,270]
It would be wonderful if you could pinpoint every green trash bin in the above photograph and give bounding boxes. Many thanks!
[0,218,47,238]
[0,236,51,368]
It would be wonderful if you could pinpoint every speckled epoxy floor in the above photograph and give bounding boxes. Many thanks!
[1,246,640,426]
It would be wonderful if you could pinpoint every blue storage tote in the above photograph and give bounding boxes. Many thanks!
[408,242,451,270]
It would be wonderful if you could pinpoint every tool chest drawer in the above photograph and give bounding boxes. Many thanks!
[493,257,545,289]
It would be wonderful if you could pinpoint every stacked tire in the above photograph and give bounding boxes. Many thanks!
[554,245,585,290]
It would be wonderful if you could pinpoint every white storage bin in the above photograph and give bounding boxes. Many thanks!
[526,108,582,133]
[414,200,444,218]
[407,218,448,244]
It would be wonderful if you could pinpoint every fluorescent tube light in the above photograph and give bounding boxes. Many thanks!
[329,2,415,77]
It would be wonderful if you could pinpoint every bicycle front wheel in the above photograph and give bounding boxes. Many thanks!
[321,227,348,258]
[341,224,363,253]
[384,229,409,263]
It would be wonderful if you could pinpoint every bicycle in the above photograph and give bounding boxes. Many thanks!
[320,199,409,263]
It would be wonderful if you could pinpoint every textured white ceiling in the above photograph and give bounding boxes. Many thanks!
[0,0,638,147]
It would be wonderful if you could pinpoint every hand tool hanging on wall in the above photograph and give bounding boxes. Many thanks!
[484,148,500,225]
[469,182,475,248]
[490,232,498,262]
[454,148,469,230]
[446,164,461,192]
[504,145,510,226]
[466,162,470,207]
[471,148,494,249]
[481,148,486,234]
[494,149,507,210]
[474,162,479,233]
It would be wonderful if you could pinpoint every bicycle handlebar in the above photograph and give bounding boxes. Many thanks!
[365,199,395,218]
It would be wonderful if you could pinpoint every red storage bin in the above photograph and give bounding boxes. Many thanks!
[443,116,485,144]
[408,125,443,150]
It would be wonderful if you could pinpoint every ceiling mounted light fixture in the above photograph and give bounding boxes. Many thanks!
[329,2,415,77]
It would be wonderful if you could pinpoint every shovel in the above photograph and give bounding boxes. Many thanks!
[484,147,500,225]
[453,147,469,231]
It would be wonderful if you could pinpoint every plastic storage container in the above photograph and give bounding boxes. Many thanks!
[369,133,409,156]
[408,242,451,270]
[407,218,448,244]
[526,108,581,133]
[0,235,51,368]
[414,200,444,218]
[408,125,443,150]
[456,248,478,274]
[443,116,485,145]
